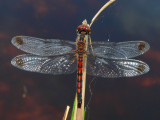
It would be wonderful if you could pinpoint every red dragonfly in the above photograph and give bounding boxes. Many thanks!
[11,20,150,107]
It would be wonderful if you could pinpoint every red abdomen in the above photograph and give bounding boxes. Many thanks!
[76,33,86,106]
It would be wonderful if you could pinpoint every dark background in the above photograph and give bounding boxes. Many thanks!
[0,0,160,120]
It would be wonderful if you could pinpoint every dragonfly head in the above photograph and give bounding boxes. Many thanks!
[77,19,91,34]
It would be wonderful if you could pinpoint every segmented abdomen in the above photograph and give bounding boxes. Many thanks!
[76,34,86,105]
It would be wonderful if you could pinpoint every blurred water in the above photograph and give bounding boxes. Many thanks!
[0,0,160,120]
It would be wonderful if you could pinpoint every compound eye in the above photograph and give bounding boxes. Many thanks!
[77,25,91,34]
[81,31,87,34]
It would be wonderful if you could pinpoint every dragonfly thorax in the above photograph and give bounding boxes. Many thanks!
[76,33,87,55]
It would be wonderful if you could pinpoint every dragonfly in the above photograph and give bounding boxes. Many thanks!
[11,19,150,106]
[11,1,150,108]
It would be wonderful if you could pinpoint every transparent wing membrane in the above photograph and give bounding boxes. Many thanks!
[11,35,150,78]
[11,54,77,75]
[87,55,149,78]
[91,41,150,59]
[11,36,75,56]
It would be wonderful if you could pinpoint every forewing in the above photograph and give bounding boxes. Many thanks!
[11,36,76,56]
[11,54,77,75]
[87,55,149,78]
[91,41,150,59]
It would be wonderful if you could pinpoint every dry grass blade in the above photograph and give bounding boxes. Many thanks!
[90,0,116,27]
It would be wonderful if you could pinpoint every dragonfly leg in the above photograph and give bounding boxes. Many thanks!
[89,37,95,56]
[72,50,77,54]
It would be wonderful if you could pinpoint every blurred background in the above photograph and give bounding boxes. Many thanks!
[0,0,160,120]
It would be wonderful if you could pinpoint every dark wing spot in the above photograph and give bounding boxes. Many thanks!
[16,59,24,66]
[16,37,23,45]
[136,65,145,73]
[138,43,145,50]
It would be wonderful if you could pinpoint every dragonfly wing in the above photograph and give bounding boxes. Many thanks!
[11,54,77,75]
[11,36,76,56]
[91,41,150,59]
[87,55,149,78]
